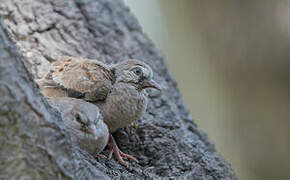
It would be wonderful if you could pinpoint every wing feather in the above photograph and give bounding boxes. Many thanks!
[48,57,114,101]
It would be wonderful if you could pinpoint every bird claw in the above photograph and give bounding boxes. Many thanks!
[108,134,138,167]
[120,150,138,163]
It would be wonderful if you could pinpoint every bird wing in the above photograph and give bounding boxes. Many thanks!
[49,57,114,101]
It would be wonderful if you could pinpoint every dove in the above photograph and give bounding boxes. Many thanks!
[47,97,109,155]
[37,57,161,166]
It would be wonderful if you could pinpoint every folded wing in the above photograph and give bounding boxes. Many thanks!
[38,57,114,101]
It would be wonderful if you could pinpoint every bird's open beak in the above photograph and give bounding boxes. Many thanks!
[140,79,162,91]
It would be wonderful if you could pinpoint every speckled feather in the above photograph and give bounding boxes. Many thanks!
[50,57,114,101]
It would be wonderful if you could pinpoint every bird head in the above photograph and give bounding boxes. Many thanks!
[72,109,99,136]
[112,59,161,92]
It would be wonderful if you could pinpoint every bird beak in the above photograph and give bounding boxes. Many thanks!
[87,125,97,135]
[140,79,162,91]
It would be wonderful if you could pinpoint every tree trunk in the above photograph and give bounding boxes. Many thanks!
[0,0,236,179]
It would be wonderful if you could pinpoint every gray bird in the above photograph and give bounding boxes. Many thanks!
[47,97,109,155]
[37,57,161,166]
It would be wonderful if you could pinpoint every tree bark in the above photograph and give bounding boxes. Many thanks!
[0,0,236,179]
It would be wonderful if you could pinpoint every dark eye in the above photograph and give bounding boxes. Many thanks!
[75,113,82,123]
[133,67,142,76]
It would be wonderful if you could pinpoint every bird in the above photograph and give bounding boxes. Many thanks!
[47,97,109,156]
[37,57,161,166]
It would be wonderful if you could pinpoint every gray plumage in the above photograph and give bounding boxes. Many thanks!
[48,97,109,155]
[37,57,161,133]
[96,80,148,132]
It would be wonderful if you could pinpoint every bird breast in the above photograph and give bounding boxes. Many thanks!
[96,83,148,133]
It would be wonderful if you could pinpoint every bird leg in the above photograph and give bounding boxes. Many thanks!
[108,134,138,167]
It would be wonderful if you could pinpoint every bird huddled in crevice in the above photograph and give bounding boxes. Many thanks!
[37,57,161,166]
[48,97,109,156]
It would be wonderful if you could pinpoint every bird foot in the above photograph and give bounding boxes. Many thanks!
[108,134,138,167]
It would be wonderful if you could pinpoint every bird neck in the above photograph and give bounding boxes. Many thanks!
[115,81,147,94]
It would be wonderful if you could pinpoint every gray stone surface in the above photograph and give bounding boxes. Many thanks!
[0,0,237,179]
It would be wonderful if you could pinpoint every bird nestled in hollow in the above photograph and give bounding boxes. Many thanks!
[37,57,162,166]
[48,97,109,156]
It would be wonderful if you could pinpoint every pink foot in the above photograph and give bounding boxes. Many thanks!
[108,134,138,167]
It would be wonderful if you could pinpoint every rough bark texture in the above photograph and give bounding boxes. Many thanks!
[0,0,237,179]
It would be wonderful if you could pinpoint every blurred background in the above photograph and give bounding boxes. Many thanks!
[124,1,290,180]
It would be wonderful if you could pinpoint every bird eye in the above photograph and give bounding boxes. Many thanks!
[75,113,82,123]
[133,67,142,76]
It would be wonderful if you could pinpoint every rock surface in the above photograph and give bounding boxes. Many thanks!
[0,0,237,179]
